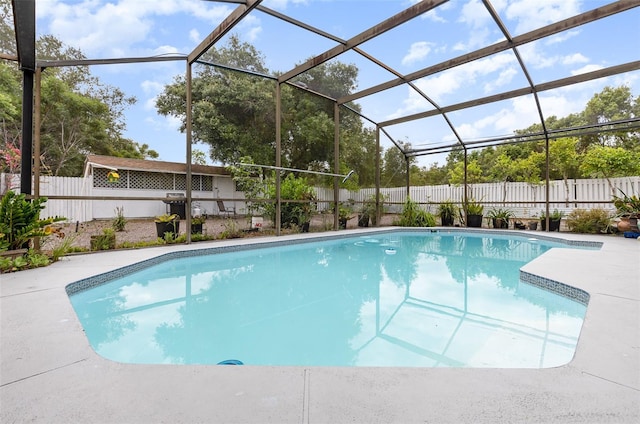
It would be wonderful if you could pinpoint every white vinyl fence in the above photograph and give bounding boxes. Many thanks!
[1,173,240,222]
[316,176,640,218]
[2,173,638,222]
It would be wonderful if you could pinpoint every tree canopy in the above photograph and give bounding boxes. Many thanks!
[156,35,639,188]
[2,10,638,185]
[0,4,157,177]
[156,34,378,187]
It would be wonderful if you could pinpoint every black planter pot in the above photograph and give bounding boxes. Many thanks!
[156,221,180,238]
[301,222,310,233]
[357,214,370,227]
[339,217,348,229]
[492,218,509,229]
[441,215,454,226]
[540,219,561,232]
[467,214,483,228]
[191,223,203,234]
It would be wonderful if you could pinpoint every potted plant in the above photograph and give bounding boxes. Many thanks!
[338,203,353,229]
[369,194,388,227]
[358,199,376,228]
[292,208,311,233]
[462,199,484,228]
[297,191,316,233]
[486,207,514,229]
[155,213,180,239]
[437,200,458,226]
[612,189,640,232]
[190,216,206,234]
[540,209,564,231]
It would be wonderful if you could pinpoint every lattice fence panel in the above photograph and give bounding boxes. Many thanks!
[93,168,127,189]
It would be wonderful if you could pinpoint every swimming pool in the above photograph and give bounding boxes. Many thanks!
[67,230,595,368]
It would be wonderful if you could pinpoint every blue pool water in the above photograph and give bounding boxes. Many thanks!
[69,231,591,368]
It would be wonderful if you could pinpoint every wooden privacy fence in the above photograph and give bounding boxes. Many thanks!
[2,173,638,222]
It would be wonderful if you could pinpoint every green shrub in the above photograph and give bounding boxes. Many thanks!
[0,257,13,272]
[566,208,612,233]
[264,173,316,227]
[90,228,116,251]
[220,218,242,239]
[112,206,127,231]
[26,250,51,268]
[395,197,436,227]
[0,191,65,251]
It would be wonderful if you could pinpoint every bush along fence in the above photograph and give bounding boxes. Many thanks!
[2,173,638,223]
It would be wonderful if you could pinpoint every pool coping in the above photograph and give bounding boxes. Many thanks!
[1,228,639,423]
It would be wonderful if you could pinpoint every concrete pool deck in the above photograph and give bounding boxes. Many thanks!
[1,228,638,423]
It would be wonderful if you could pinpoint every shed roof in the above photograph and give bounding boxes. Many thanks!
[84,155,231,177]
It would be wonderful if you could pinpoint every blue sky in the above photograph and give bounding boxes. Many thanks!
[34,0,640,167]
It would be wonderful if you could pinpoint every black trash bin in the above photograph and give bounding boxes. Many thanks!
[163,193,186,219]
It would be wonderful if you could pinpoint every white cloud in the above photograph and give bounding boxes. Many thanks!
[388,52,518,120]
[545,29,580,45]
[402,42,436,66]
[144,97,158,111]
[458,0,492,29]
[455,0,495,51]
[449,91,590,142]
[153,45,181,56]
[37,0,231,57]
[570,64,604,76]
[144,115,182,131]
[518,42,558,69]
[141,80,165,95]
[416,0,453,23]
[505,0,581,34]
[483,67,518,93]
[245,25,263,43]
[189,29,200,44]
[423,9,447,23]
[562,53,589,65]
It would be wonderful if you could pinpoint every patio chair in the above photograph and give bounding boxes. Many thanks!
[216,200,237,217]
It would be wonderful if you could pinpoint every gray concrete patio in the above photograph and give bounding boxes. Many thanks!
[1,228,638,423]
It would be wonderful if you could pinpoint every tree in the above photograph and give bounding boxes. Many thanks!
[448,159,484,185]
[157,36,277,168]
[490,153,519,202]
[580,145,640,193]
[0,34,156,176]
[0,1,15,56]
[156,35,372,187]
[0,61,21,177]
[548,137,581,203]
[339,126,377,188]
[382,144,411,187]
[191,149,208,165]
[580,85,639,151]
[410,162,448,186]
